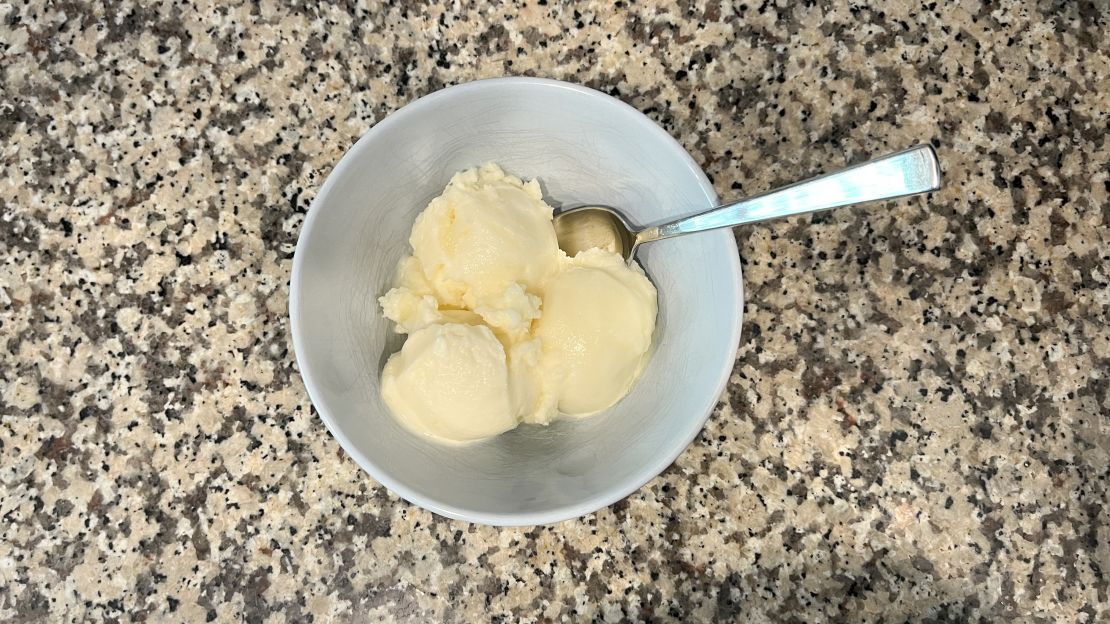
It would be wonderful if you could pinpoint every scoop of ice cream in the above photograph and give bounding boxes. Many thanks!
[409,163,560,309]
[535,248,658,415]
[380,323,518,443]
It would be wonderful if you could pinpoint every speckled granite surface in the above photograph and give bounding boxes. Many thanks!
[2,0,1107,621]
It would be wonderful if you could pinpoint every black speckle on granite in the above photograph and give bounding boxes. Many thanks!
[1,0,1107,622]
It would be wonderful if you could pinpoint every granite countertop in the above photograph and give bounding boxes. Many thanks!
[2,1,1107,621]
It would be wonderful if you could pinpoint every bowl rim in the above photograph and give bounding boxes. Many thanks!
[289,76,744,526]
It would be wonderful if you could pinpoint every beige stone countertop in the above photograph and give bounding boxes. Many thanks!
[1,1,1107,622]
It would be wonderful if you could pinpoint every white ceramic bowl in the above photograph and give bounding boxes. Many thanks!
[290,77,743,526]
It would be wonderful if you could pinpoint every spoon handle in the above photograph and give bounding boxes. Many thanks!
[636,145,942,246]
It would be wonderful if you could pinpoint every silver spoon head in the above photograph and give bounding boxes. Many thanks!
[552,205,638,261]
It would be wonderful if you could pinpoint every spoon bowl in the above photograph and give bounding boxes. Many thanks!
[552,205,638,258]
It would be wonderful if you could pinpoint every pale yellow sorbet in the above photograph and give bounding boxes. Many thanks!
[410,163,555,338]
[534,248,657,415]
[379,164,658,443]
[381,323,517,442]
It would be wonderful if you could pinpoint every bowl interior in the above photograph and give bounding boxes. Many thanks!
[292,78,742,525]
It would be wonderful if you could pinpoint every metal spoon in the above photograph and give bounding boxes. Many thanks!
[553,144,942,260]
